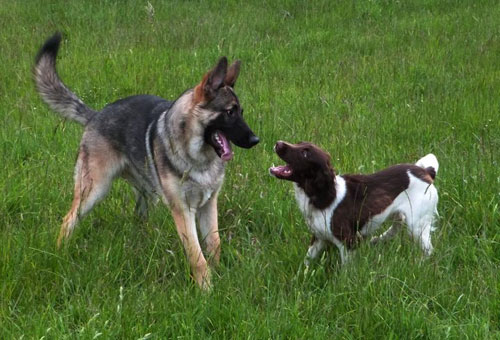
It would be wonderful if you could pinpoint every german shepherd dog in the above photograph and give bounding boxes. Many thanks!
[34,33,259,289]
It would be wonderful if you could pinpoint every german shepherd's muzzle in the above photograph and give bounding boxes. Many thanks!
[204,106,259,160]
[34,32,259,289]
[201,78,259,160]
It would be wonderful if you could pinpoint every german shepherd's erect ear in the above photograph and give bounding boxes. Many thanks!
[224,60,241,88]
[194,57,228,103]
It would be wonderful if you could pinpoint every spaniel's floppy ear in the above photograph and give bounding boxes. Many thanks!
[194,57,228,103]
[224,60,241,88]
[303,166,336,209]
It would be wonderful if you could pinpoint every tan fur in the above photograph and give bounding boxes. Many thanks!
[197,194,221,265]
[421,173,434,184]
[57,134,125,247]
[170,203,210,289]
[193,73,210,104]
[153,137,222,289]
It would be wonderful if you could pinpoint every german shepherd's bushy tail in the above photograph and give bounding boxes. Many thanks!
[34,32,96,125]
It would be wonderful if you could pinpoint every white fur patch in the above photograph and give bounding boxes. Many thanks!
[415,153,439,174]
[361,172,438,255]
[360,172,438,232]
[294,176,346,243]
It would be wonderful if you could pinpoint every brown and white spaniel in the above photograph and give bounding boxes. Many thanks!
[270,141,439,265]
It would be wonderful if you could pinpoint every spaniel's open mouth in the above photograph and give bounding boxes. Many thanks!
[269,164,293,179]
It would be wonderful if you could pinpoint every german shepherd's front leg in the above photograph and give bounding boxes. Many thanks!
[171,204,210,289]
[197,193,221,266]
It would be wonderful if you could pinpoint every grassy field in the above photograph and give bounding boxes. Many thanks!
[1,0,499,338]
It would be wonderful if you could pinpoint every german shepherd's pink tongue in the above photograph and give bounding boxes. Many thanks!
[216,131,233,161]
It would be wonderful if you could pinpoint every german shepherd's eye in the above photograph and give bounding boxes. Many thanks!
[226,106,238,117]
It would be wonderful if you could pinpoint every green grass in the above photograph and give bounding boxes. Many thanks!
[1,0,499,338]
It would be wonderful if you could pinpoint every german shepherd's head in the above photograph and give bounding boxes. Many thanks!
[193,57,259,161]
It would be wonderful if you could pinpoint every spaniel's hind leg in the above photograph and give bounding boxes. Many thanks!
[408,217,434,256]
[370,213,405,245]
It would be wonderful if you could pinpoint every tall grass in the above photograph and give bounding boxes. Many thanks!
[1,0,499,338]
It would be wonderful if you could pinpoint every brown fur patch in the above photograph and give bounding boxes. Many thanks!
[331,165,415,247]
[410,166,434,184]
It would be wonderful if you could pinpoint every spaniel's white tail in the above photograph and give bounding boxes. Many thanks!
[416,153,439,179]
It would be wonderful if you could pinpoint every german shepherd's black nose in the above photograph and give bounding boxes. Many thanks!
[248,135,260,147]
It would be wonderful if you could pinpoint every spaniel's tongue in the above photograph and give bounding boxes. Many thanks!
[216,132,233,161]
[269,165,292,178]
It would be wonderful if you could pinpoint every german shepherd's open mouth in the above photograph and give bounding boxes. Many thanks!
[210,131,233,161]
[206,121,260,162]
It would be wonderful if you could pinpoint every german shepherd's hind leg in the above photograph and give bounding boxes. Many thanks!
[57,135,125,248]
[132,187,149,219]
[197,194,221,266]
[171,203,211,290]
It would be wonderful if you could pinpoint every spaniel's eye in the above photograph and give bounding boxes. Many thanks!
[302,150,309,158]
